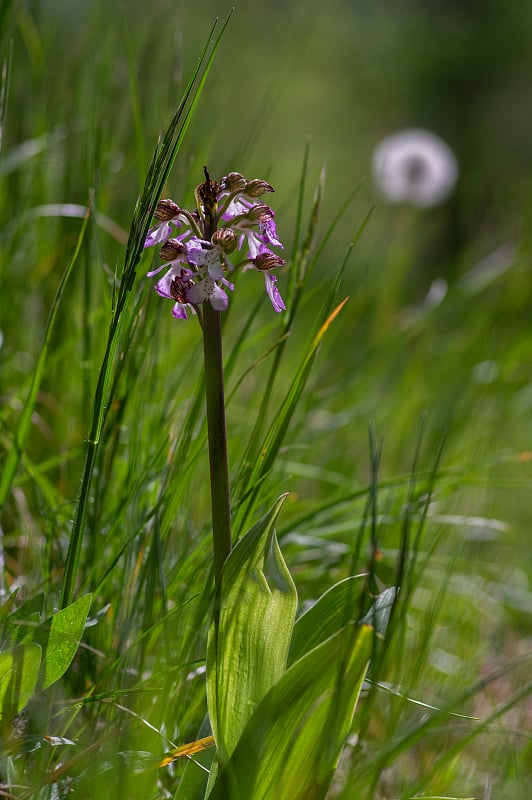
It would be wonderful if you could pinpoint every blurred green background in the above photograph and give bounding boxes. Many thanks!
[1,0,532,797]
[4,0,532,520]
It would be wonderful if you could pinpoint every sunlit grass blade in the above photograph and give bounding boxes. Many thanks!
[0,41,11,158]
[159,735,215,768]
[356,656,532,795]
[0,210,89,513]
[233,298,349,537]
[232,157,325,498]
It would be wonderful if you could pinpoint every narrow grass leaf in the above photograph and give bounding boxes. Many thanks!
[207,495,297,765]
[0,210,89,513]
[234,298,349,536]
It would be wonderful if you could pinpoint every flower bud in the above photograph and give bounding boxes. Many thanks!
[244,179,274,197]
[220,172,247,192]
[211,228,237,253]
[196,168,219,220]
[252,253,286,272]
[154,199,181,221]
[159,238,186,261]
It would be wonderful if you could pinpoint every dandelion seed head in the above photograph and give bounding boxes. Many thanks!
[372,128,458,208]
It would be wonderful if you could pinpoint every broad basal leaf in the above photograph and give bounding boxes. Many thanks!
[207,495,297,765]
[209,623,373,800]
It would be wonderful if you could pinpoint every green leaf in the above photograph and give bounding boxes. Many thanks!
[0,643,42,721]
[21,594,92,689]
[209,623,373,800]
[207,495,297,765]
[288,575,366,666]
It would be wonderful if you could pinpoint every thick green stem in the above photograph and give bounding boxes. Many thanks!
[202,302,232,590]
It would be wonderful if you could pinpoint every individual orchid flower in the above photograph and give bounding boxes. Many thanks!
[144,199,187,248]
[219,173,275,224]
[228,205,280,259]
[146,236,190,278]
[187,228,238,280]
[257,209,283,251]
[245,245,287,312]
[155,269,195,320]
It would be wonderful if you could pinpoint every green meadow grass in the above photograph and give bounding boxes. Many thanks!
[1,1,531,798]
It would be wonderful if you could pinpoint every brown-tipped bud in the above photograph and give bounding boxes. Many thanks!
[247,203,273,222]
[160,238,186,261]
[244,179,274,197]
[220,171,247,192]
[253,253,286,272]
[211,228,237,253]
[154,199,181,221]
[196,168,220,221]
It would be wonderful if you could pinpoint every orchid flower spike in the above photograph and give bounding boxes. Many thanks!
[145,168,286,319]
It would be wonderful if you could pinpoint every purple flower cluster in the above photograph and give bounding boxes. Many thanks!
[144,170,286,320]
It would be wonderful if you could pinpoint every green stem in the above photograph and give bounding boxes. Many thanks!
[202,303,232,590]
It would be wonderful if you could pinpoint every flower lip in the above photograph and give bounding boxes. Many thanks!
[186,277,229,311]
[264,273,286,313]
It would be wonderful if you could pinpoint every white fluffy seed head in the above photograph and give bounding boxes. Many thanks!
[373,128,458,208]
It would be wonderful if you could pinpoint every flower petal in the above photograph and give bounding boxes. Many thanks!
[172,302,188,319]
[209,283,229,311]
[145,221,173,248]
[188,246,225,280]
[153,264,186,298]
[186,277,229,311]
[264,273,285,312]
